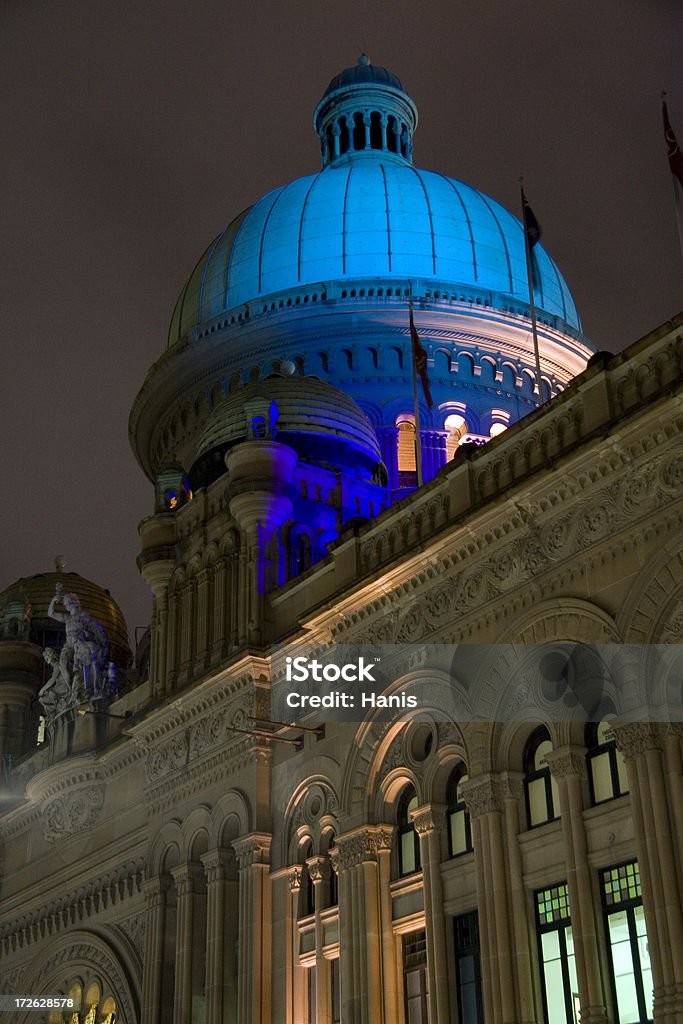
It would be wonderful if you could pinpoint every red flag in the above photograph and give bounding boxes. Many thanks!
[410,306,433,409]
[663,97,683,188]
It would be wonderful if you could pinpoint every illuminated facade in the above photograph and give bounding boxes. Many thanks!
[1,57,683,1024]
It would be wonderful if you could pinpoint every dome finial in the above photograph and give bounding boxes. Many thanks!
[54,555,66,572]
[358,52,370,66]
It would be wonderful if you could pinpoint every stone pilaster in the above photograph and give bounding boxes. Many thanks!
[141,875,170,1024]
[308,855,332,1022]
[201,849,237,1024]
[412,803,450,1024]
[233,832,272,1024]
[461,774,516,1024]
[333,825,395,1024]
[545,748,609,1024]
[170,863,204,1024]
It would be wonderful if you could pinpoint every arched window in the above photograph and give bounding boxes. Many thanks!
[444,413,468,460]
[397,784,421,876]
[396,413,417,482]
[370,111,382,149]
[353,112,365,151]
[323,832,338,906]
[447,763,472,856]
[524,727,560,827]
[586,719,629,804]
[290,532,312,579]
[339,116,350,155]
[300,840,315,917]
[387,115,398,153]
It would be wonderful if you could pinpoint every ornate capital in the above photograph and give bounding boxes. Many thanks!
[288,865,303,892]
[411,803,446,836]
[200,848,234,883]
[611,722,663,759]
[460,776,502,818]
[545,746,587,779]
[306,855,330,884]
[334,824,395,870]
[232,832,272,869]
[142,875,170,906]
[171,862,204,896]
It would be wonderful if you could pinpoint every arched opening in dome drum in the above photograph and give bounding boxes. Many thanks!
[396,413,417,486]
[387,115,398,153]
[339,117,350,155]
[370,111,382,149]
[353,112,365,151]
[445,413,468,460]
[326,124,335,162]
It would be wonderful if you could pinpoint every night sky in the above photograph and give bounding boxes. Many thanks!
[2,0,681,641]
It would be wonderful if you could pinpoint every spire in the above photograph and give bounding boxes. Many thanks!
[313,55,418,167]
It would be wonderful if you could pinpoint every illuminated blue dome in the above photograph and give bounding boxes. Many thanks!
[169,162,580,346]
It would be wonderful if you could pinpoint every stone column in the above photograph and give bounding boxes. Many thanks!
[461,775,516,1024]
[195,568,211,671]
[308,855,331,1022]
[333,825,393,1024]
[141,876,169,1024]
[233,832,273,1024]
[613,722,683,1018]
[412,804,450,1024]
[500,773,535,1024]
[211,559,226,664]
[545,748,608,1024]
[201,849,236,1024]
[171,863,203,1024]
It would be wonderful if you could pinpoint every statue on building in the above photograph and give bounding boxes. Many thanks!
[39,584,111,718]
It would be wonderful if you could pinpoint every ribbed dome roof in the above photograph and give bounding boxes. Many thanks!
[191,375,382,488]
[323,57,404,95]
[0,570,132,669]
[168,161,580,347]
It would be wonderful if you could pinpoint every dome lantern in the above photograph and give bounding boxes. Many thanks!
[313,54,418,166]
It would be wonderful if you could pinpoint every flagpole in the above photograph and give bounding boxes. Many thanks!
[409,300,424,487]
[520,178,544,408]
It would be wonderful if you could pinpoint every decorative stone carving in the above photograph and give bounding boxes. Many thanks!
[233,832,272,869]
[118,914,146,960]
[43,784,105,842]
[306,856,330,884]
[411,805,446,835]
[460,777,503,818]
[545,747,587,779]
[40,584,113,719]
[334,826,394,869]
[288,865,303,891]
[611,722,663,759]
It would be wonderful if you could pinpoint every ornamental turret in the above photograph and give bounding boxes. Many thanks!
[313,54,418,166]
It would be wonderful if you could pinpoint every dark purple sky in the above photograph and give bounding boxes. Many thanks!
[2,0,681,639]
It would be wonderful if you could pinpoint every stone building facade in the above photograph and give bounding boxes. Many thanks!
[1,57,682,1024]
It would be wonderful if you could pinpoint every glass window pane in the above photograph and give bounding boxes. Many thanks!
[550,774,561,818]
[450,809,467,854]
[634,906,653,1018]
[616,750,629,795]
[591,751,615,802]
[528,777,549,825]
[401,831,416,874]
[608,912,640,1024]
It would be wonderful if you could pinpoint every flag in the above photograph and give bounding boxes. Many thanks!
[409,305,433,409]
[521,187,542,248]
[663,96,683,188]
[521,185,542,290]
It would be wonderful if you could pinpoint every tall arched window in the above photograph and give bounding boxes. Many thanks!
[447,763,472,856]
[524,727,560,827]
[445,413,468,460]
[396,413,417,483]
[586,719,629,804]
[397,784,421,876]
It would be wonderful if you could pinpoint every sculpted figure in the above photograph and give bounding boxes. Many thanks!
[46,583,110,701]
[38,647,72,718]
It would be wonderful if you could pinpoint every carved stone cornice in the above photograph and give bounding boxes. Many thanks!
[333,824,395,870]
[410,803,446,836]
[460,776,503,818]
[233,832,272,869]
[545,746,587,779]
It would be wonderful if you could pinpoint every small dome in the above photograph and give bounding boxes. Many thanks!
[191,375,383,489]
[322,56,405,95]
[0,569,132,669]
